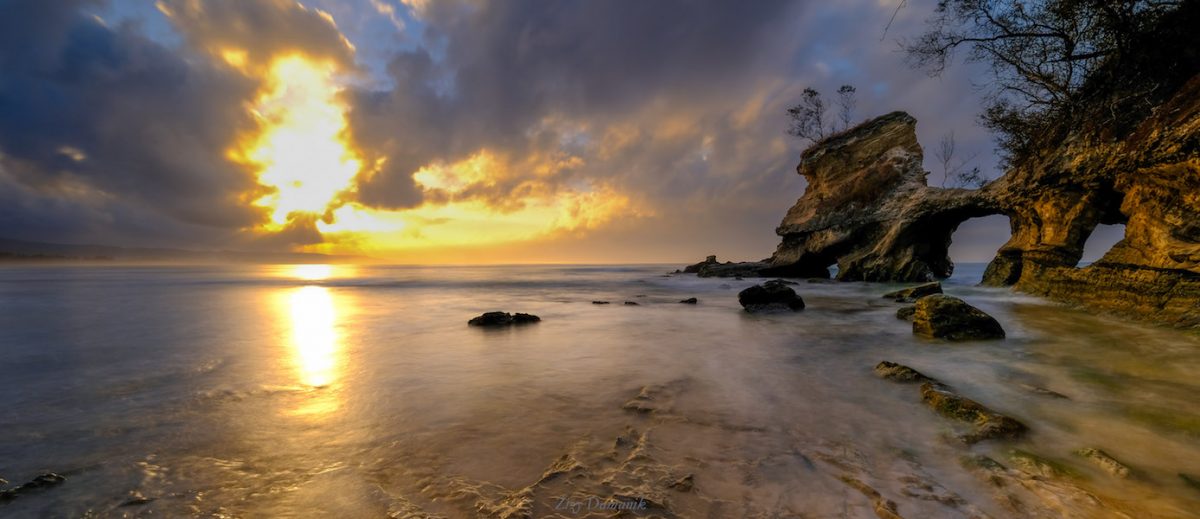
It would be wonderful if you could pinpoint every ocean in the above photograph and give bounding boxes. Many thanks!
[1,264,1198,517]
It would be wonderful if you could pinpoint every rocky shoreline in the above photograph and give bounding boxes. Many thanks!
[680,76,1200,328]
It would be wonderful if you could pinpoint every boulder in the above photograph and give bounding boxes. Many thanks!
[920,382,1027,444]
[624,301,639,306]
[911,295,1005,340]
[874,361,934,383]
[468,311,541,327]
[592,301,610,305]
[896,305,916,321]
[679,297,698,304]
[882,282,943,302]
[737,280,805,312]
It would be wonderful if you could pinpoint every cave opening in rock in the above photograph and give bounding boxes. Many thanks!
[1077,224,1127,267]
[946,214,1012,284]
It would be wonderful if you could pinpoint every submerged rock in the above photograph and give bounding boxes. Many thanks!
[920,382,1027,444]
[1181,473,1200,493]
[678,297,698,304]
[623,301,639,306]
[1007,449,1082,479]
[0,473,65,502]
[874,361,934,383]
[737,279,805,312]
[1074,448,1132,478]
[467,311,541,327]
[1019,383,1070,399]
[883,282,943,302]
[896,305,916,321]
[119,492,156,507]
[911,295,1005,340]
[592,300,610,304]
[668,473,694,492]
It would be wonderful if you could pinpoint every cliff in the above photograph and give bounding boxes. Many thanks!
[761,77,1200,328]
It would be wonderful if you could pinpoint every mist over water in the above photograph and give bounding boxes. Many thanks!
[1,264,1199,517]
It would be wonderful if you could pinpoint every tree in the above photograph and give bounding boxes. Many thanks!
[836,85,858,130]
[935,132,985,188]
[787,84,858,143]
[903,0,1182,161]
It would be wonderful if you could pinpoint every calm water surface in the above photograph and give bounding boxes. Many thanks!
[1,264,1198,518]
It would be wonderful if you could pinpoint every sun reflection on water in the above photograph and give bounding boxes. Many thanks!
[279,265,346,416]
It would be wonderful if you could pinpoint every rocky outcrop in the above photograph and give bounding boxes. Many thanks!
[751,72,1200,327]
[467,311,541,327]
[882,282,942,302]
[737,279,805,312]
[767,111,996,281]
[911,295,1005,340]
[682,255,770,278]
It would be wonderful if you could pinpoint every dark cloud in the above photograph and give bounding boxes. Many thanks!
[344,0,806,209]
[0,0,267,247]
[343,0,1004,260]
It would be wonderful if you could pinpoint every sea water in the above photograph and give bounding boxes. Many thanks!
[1,264,1198,517]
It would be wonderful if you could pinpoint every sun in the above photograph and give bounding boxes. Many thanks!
[236,55,361,227]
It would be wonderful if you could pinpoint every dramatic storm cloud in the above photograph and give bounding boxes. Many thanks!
[0,0,1015,261]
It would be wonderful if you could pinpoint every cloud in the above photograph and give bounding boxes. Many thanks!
[0,1,268,247]
[0,0,1008,260]
[155,0,356,72]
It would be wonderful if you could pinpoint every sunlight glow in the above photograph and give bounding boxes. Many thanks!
[237,56,361,227]
[292,263,334,281]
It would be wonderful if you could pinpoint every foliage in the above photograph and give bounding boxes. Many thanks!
[904,0,1185,163]
[787,85,858,143]
[935,132,986,188]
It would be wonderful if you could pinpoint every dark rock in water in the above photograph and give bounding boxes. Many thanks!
[883,282,943,302]
[0,473,66,502]
[1074,448,1132,478]
[679,297,698,304]
[623,301,639,306]
[911,295,1005,340]
[737,279,805,312]
[896,305,916,321]
[119,492,156,507]
[734,276,744,280]
[592,301,610,305]
[874,361,934,383]
[920,382,1027,444]
[683,255,718,273]
[467,311,541,327]
[681,254,772,278]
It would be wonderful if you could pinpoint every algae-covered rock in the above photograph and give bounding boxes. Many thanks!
[911,295,1005,340]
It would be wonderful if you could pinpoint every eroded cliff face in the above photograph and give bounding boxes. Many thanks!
[765,77,1200,328]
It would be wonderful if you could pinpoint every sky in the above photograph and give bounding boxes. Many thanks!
[0,0,1076,264]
